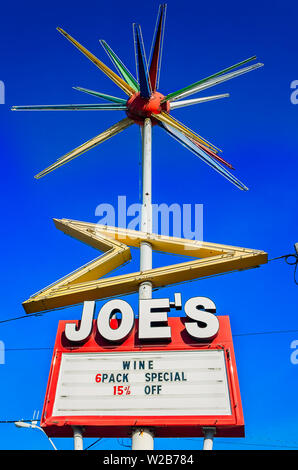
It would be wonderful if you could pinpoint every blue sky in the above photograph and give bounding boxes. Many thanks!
[0,0,298,450]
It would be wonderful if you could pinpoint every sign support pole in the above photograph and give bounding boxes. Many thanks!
[131,118,154,450]
[139,117,153,296]
[72,425,84,450]
[202,427,216,450]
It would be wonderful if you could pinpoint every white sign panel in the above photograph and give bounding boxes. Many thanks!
[52,350,231,417]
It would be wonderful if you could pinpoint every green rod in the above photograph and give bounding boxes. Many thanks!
[163,56,257,102]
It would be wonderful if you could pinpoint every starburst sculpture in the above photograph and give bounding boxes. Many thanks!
[12,4,263,190]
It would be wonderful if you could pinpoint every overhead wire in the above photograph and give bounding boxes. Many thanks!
[84,438,103,450]
[0,419,37,423]
[268,249,298,285]
[1,248,297,328]
[1,420,298,450]
[0,313,45,324]
[185,437,298,449]
[2,327,298,353]
[0,267,256,325]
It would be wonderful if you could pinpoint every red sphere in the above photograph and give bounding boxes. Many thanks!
[126,91,170,126]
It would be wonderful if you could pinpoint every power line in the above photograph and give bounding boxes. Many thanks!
[118,438,131,448]
[185,437,298,449]
[269,249,298,285]
[1,250,297,340]
[0,268,258,326]
[214,440,298,450]
[0,313,46,324]
[3,328,298,352]
[5,347,53,351]
[0,420,37,423]
[1,247,297,326]
[233,329,298,337]
[85,438,103,450]
[1,421,297,450]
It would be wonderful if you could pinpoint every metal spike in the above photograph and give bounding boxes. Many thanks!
[163,56,261,102]
[12,103,127,111]
[99,40,139,91]
[34,117,134,179]
[153,111,221,153]
[159,122,248,191]
[73,87,127,104]
[133,24,151,98]
[168,63,264,102]
[57,27,135,96]
[170,94,229,110]
[148,4,167,90]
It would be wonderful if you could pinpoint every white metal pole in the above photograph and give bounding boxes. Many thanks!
[140,117,153,278]
[139,118,153,302]
[37,426,57,451]
[132,118,154,451]
[132,427,154,450]
[202,427,216,450]
[72,425,84,450]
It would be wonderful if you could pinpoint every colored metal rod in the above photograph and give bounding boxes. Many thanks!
[73,87,127,104]
[159,121,248,191]
[188,138,234,169]
[148,3,167,91]
[11,104,127,111]
[167,63,264,102]
[100,40,139,91]
[133,24,151,98]
[162,55,258,102]
[57,27,135,96]
[170,94,229,110]
[153,111,221,153]
[34,117,134,179]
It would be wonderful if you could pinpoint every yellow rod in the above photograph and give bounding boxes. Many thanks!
[57,27,136,96]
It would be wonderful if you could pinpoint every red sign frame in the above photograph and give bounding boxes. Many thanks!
[41,316,244,438]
